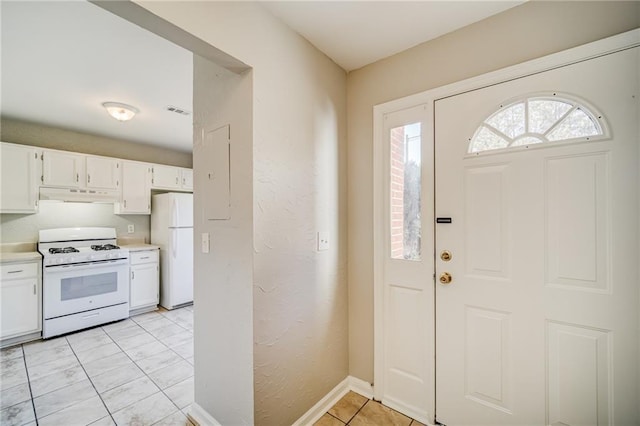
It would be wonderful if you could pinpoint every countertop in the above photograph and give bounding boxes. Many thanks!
[120,244,160,252]
[0,251,42,263]
[0,242,42,263]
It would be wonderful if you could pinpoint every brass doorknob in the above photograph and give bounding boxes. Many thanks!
[440,250,452,261]
[439,272,452,284]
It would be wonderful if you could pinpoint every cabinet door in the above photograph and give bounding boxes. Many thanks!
[152,165,181,190]
[0,143,39,213]
[86,156,120,190]
[42,150,84,188]
[117,162,151,214]
[180,168,193,191]
[0,277,40,339]
[130,263,159,309]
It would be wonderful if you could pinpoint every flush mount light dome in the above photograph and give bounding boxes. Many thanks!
[102,102,139,122]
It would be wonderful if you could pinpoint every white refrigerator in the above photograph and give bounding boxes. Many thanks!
[151,193,193,309]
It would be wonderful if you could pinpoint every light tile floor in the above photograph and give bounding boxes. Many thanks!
[0,306,194,426]
[315,391,425,426]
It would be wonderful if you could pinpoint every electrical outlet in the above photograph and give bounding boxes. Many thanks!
[127,224,135,234]
[317,231,329,251]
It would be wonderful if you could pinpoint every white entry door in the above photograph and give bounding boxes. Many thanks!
[435,48,638,424]
[376,104,434,423]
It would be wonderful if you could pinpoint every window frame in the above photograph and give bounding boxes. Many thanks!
[466,92,610,157]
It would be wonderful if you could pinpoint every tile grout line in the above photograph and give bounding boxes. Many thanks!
[65,334,118,426]
[19,344,40,426]
[345,399,370,425]
[325,412,346,425]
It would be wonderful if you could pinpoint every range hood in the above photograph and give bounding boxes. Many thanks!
[39,187,119,203]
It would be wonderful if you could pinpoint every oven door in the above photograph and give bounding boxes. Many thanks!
[43,259,129,319]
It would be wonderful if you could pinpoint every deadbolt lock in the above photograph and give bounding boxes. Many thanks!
[440,250,452,261]
[439,272,452,284]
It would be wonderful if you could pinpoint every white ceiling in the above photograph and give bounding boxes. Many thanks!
[1,1,194,152]
[1,1,523,154]
[261,1,524,72]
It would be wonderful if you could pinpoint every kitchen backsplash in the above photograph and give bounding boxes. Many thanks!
[0,201,149,243]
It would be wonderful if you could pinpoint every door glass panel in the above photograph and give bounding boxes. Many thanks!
[61,272,117,300]
[528,99,572,134]
[485,102,525,139]
[390,122,422,261]
[547,108,600,141]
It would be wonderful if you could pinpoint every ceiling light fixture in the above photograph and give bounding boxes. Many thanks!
[102,102,139,122]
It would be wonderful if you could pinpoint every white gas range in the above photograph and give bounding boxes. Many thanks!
[38,227,130,338]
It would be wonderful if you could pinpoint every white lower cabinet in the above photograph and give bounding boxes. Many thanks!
[0,260,41,342]
[129,249,159,312]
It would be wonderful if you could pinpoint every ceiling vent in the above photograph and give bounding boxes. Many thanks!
[166,105,191,116]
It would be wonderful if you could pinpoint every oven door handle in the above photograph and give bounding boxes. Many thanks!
[45,259,129,272]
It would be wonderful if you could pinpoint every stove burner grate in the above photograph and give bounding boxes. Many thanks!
[49,247,79,254]
[91,244,120,251]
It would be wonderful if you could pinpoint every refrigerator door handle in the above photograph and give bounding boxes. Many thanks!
[172,231,178,259]
[172,198,179,227]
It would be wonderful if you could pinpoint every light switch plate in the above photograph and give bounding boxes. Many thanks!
[201,233,210,253]
[127,224,135,234]
[317,231,329,251]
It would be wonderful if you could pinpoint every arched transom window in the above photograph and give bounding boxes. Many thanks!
[468,94,607,154]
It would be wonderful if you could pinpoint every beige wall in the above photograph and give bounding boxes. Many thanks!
[347,1,640,382]
[0,201,149,244]
[136,2,348,425]
[192,56,254,424]
[1,117,192,168]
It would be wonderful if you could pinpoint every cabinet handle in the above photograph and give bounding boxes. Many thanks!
[33,284,36,295]
[140,256,149,260]
[132,271,135,279]
[7,270,23,274]
[175,177,179,184]
[76,173,79,182]
[88,174,91,183]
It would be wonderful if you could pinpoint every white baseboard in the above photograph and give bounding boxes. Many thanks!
[188,376,375,426]
[292,377,351,426]
[187,402,222,426]
[293,375,375,425]
[347,376,374,400]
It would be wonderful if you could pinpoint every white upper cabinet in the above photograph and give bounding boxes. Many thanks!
[42,150,121,190]
[42,149,84,188]
[151,165,181,190]
[115,161,151,215]
[86,156,120,190]
[0,142,40,214]
[180,168,193,191]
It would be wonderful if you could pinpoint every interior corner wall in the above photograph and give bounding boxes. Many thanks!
[136,2,348,425]
[346,1,640,383]
[192,55,254,424]
[0,117,192,167]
